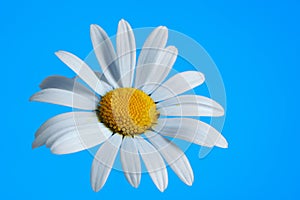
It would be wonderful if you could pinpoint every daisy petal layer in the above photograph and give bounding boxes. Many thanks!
[120,136,141,188]
[157,95,224,117]
[137,26,168,66]
[145,131,194,186]
[91,134,122,192]
[151,71,205,102]
[72,71,113,92]
[136,46,178,94]
[55,51,111,95]
[32,112,111,154]
[135,136,168,192]
[30,88,97,110]
[90,24,120,88]
[134,26,168,88]
[116,19,136,87]
[153,118,228,148]
[39,75,97,102]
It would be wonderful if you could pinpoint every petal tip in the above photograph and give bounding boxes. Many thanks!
[29,94,36,102]
[184,174,194,186]
[198,72,205,81]
[128,177,141,189]
[54,50,64,56]
[170,45,178,52]
[186,181,193,186]
[90,24,97,28]
[216,135,228,148]
[156,179,168,192]
[119,18,126,23]
[158,186,167,192]
[159,26,167,30]
[219,107,225,116]
[90,24,100,32]
[91,184,100,192]
[32,139,41,149]
[32,143,37,149]
[91,176,104,192]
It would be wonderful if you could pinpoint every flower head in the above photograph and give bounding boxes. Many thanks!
[31,19,228,192]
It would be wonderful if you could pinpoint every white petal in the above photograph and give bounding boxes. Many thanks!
[120,136,141,188]
[116,19,136,87]
[30,88,97,110]
[55,50,111,95]
[151,71,205,102]
[91,134,122,192]
[136,46,178,94]
[157,95,224,117]
[32,112,111,154]
[153,118,228,148]
[39,75,98,102]
[136,26,168,67]
[75,72,113,93]
[145,131,194,186]
[34,112,83,138]
[33,112,100,145]
[50,123,111,154]
[90,24,120,88]
[135,136,168,192]
[134,26,168,88]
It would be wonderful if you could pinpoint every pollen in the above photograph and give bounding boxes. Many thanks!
[97,88,159,136]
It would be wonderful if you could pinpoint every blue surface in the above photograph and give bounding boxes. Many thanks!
[1,0,299,199]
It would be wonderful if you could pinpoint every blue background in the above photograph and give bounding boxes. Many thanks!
[1,0,299,199]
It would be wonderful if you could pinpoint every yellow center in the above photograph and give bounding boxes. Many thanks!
[97,88,159,136]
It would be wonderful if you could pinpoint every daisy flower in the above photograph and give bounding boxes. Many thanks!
[31,19,228,192]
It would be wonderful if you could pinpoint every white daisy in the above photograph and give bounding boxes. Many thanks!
[31,19,228,192]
